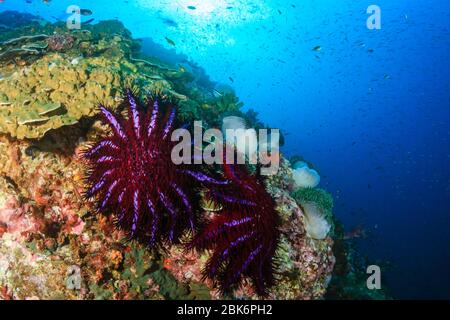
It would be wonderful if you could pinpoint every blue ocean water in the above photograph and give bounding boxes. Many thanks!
[1,0,449,299]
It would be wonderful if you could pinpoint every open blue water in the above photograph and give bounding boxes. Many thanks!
[2,0,449,299]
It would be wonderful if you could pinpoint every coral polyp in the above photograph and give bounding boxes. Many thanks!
[83,90,199,246]
[191,162,280,296]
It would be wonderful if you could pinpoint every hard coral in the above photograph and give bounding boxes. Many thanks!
[46,34,74,52]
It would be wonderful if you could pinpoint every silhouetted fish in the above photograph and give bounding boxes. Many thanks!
[80,9,93,16]
[165,37,176,46]
[160,17,178,28]
[82,18,95,25]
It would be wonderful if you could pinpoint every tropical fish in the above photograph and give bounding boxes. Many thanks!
[165,37,176,46]
[160,17,178,28]
[82,18,95,25]
[312,45,322,52]
[187,5,196,10]
[80,9,93,16]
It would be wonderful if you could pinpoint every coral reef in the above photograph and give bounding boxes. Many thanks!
[0,18,189,139]
[0,53,124,139]
[325,221,392,300]
[0,13,348,300]
[46,34,74,52]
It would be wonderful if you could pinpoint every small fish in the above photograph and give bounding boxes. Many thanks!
[160,17,178,28]
[80,9,93,16]
[278,9,282,15]
[165,37,176,46]
[187,5,196,10]
[25,146,41,159]
[212,89,223,98]
[229,77,234,83]
[312,45,322,52]
[82,18,95,25]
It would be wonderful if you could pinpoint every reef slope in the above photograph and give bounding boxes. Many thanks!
[0,13,336,300]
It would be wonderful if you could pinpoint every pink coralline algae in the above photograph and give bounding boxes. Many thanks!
[0,195,39,238]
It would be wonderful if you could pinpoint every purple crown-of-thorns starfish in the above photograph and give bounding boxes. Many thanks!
[82,90,219,246]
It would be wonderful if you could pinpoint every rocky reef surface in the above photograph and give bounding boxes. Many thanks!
[0,12,386,300]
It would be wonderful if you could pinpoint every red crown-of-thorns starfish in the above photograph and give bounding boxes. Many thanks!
[83,90,221,246]
[190,161,281,296]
